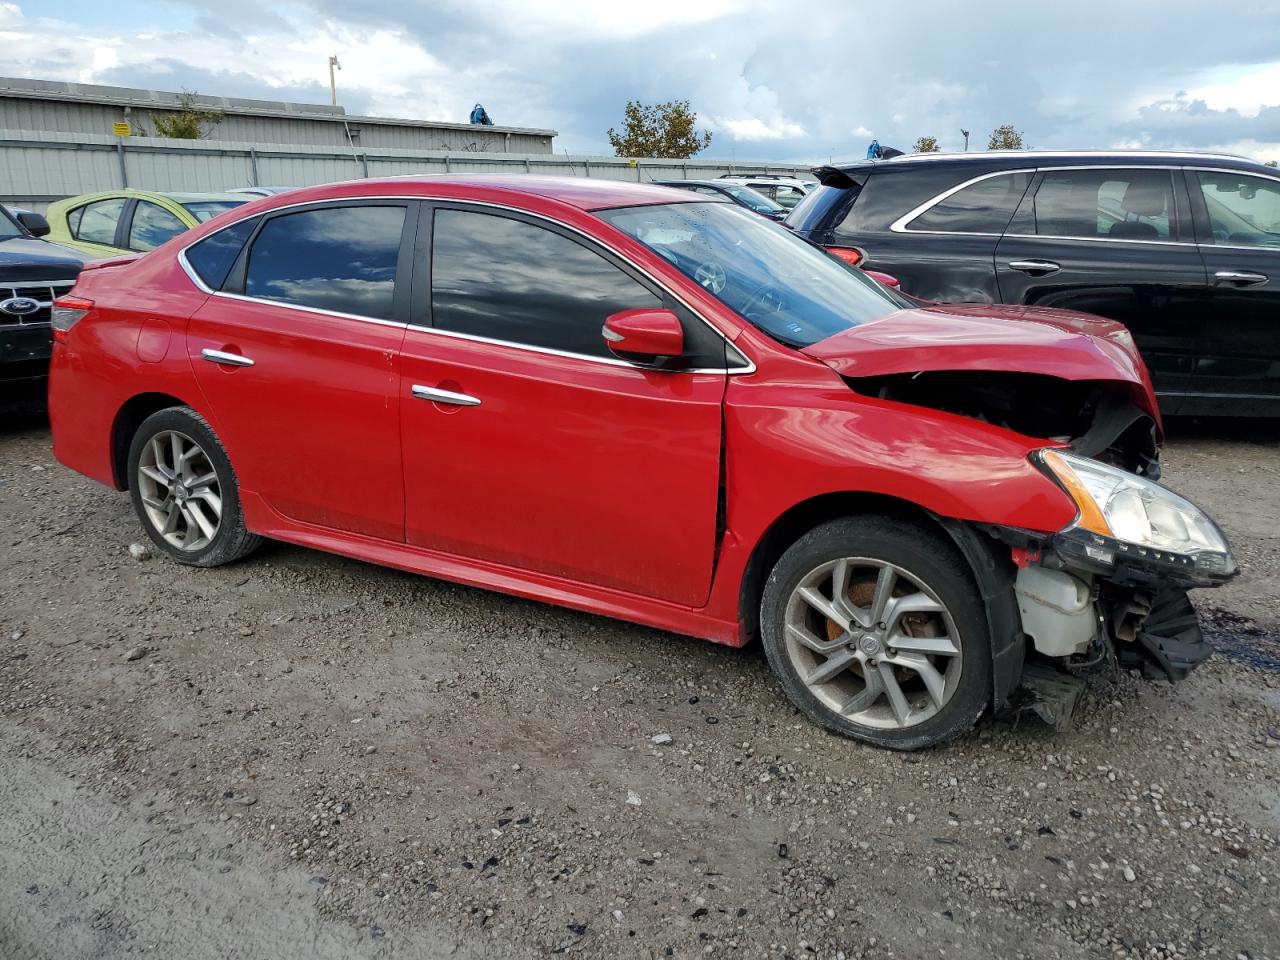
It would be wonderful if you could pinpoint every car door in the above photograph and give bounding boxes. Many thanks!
[185,201,415,541]
[124,199,190,253]
[398,204,727,606]
[994,166,1207,414]
[1182,167,1280,416]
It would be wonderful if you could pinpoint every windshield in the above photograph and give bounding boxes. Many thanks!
[180,200,249,222]
[597,202,909,348]
[719,184,784,214]
[0,207,23,239]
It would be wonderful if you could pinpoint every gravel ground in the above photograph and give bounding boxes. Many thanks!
[1,397,1278,960]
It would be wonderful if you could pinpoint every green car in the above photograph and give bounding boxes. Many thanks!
[46,190,250,259]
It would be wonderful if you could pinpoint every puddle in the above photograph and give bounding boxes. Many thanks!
[1202,609,1280,672]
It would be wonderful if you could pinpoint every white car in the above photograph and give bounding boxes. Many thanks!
[717,175,813,209]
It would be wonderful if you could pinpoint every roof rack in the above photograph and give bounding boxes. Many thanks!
[717,173,806,180]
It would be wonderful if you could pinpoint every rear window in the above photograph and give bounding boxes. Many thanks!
[181,200,249,223]
[184,217,259,290]
[903,172,1032,234]
[785,183,854,234]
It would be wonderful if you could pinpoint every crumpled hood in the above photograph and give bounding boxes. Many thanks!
[801,303,1159,416]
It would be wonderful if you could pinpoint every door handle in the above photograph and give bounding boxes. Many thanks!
[1007,259,1061,276]
[411,384,481,407]
[201,348,254,367]
[1214,270,1268,286]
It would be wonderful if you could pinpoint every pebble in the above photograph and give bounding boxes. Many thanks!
[127,543,150,561]
[1123,866,1137,882]
[123,645,149,662]
[364,746,377,755]
[650,733,673,745]
[625,790,642,806]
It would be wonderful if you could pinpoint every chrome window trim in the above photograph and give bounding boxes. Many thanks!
[890,164,1201,243]
[177,194,756,376]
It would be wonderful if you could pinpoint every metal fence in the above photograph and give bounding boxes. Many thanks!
[0,130,818,212]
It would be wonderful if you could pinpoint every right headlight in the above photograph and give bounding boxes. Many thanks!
[1035,449,1236,577]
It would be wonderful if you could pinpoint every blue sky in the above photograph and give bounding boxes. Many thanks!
[7,0,1280,164]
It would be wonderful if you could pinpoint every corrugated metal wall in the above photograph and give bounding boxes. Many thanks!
[0,131,818,212]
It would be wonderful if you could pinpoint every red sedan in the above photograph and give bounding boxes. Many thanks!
[49,176,1236,749]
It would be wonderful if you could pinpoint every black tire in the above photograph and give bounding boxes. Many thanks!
[760,515,992,750]
[127,406,262,567]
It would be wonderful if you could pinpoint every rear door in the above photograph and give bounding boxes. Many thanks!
[1183,167,1280,415]
[185,201,414,541]
[994,166,1207,414]
[398,204,727,606]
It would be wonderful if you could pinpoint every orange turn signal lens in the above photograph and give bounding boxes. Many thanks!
[1040,449,1113,537]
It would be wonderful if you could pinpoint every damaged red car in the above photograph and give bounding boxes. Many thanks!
[48,176,1237,749]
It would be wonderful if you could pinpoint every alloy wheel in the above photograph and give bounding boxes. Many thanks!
[782,557,963,729]
[136,430,223,552]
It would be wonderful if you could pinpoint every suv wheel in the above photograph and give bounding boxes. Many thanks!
[127,407,262,567]
[760,516,991,750]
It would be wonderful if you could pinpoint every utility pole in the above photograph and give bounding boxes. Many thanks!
[961,129,970,151]
[328,55,342,106]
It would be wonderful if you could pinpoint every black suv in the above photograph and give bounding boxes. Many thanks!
[787,151,1280,417]
[0,205,85,386]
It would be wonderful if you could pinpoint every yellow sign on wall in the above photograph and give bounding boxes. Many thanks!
[112,121,130,137]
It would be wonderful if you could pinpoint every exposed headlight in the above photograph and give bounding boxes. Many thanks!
[1036,449,1235,576]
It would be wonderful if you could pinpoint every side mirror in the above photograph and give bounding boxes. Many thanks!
[602,308,684,362]
[16,211,50,237]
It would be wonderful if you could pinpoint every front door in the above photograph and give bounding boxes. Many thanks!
[399,206,726,606]
[1183,168,1280,416]
[994,166,1207,415]
[186,202,415,541]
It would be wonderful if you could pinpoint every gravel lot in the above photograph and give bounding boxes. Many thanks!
[2,395,1278,960]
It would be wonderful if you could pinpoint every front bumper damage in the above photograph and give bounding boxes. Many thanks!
[987,525,1236,729]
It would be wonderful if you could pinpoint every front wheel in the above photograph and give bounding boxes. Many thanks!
[760,515,992,750]
[127,406,262,567]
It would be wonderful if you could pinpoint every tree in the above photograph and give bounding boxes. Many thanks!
[1266,159,1278,168]
[607,100,712,159]
[912,135,940,153]
[987,124,1026,150]
[151,92,224,140]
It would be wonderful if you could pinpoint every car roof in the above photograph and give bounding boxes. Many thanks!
[822,149,1275,176]
[352,175,704,211]
[160,191,254,202]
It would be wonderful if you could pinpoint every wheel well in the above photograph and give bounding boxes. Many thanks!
[736,493,954,645]
[110,393,187,490]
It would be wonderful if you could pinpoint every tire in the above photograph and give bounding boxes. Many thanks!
[127,406,262,567]
[760,515,992,750]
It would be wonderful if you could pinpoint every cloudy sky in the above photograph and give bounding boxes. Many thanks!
[5,0,1280,164]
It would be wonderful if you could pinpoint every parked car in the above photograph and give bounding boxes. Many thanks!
[718,174,813,209]
[0,203,87,385]
[786,150,1280,417]
[49,176,1236,749]
[228,187,298,197]
[46,190,251,259]
[653,179,788,220]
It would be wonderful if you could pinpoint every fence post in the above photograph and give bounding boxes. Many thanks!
[249,146,260,186]
[116,140,128,188]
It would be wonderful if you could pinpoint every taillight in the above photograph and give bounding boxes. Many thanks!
[51,296,93,342]
[824,245,863,268]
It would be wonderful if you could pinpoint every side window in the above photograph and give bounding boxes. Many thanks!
[128,201,187,252]
[74,198,127,245]
[905,172,1031,233]
[1032,169,1173,240]
[66,206,85,236]
[430,209,660,358]
[244,205,406,320]
[184,217,259,290]
[1196,172,1280,247]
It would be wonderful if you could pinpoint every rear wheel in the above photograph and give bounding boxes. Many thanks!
[127,407,261,567]
[760,515,991,750]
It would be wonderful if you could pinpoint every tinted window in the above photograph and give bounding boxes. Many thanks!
[907,172,1031,233]
[185,217,259,290]
[245,206,405,320]
[1031,169,1173,240]
[1197,172,1280,247]
[129,201,187,251]
[431,209,660,358]
[74,198,127,245]
[599,202,911,349]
